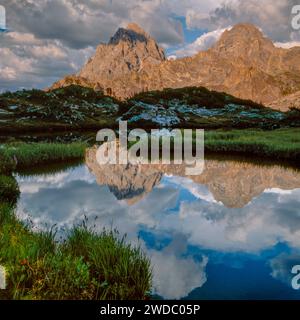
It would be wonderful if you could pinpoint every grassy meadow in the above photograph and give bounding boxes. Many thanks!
[204,128,300,163]
[0,204,152,300]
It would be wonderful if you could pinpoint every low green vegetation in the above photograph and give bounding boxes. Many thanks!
[0,142,87,169]
[1,128,300,170]
[204,128,300,163]
[1,85,300,132]
[130,86,265,109]
[0,205,152,300]
[0,175,20,204]
[128,127,300,164]
[0,85,120,133]
[0,152,16,174]
[0,140,152,300]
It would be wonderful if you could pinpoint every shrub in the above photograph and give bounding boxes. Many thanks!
[0,152,16,174]
[63,226,152,300]
[0,175,20,205]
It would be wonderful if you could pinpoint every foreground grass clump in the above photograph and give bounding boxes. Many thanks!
[204,128,300,163]
[0,152,16,174]
[0,142,87,168]
[63,227,152,300]
[0,206,152,300]
[0,175,20,204]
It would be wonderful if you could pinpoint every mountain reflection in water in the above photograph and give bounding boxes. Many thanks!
[16,148,300,300]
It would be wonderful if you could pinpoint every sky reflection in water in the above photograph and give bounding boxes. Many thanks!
[16,158,300,300]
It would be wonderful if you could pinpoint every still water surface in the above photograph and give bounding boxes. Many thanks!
[16,151,300,299]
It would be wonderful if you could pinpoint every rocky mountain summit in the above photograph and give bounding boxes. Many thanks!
[51,22,166,94]
[80,23,165,82]
[51,23,300,111]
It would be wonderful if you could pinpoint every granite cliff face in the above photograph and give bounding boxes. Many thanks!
[51,23,300,111]
[85,146,300,208]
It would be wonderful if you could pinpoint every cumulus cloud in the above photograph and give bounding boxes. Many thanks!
[174,27,231,58]
[0,31,94,91]
[2,0,185,49]
[275,41,300,48]
[186,0,300,43]
[150,247,208,299]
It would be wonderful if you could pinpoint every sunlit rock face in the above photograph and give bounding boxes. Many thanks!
[51,23,166,97]
[85,146,300,208]
[51,23,300,110]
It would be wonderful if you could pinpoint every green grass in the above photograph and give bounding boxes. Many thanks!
[127,127,300,164]
[0,175,20,204]
[0,152,16,174]
[0,142,87,169]
[0,205,152,300]
[204,128,300,163]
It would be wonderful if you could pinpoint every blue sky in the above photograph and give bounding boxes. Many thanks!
[0,5,6,30]
[165,16,206,56]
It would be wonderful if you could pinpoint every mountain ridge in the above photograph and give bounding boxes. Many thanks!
[50,23,300,111]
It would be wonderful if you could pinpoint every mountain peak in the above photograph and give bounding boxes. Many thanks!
[77,22,165,89]
[126,23,148,35]
[216,23,273,47]
[231,23,263,33]
[214,22,275,62]
[109,23,150,45]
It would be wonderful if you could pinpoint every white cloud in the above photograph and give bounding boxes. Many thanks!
[0,31,94,91]
[0,46,33,83]
[0,66,17,80]
[174,27,231,58]
[150,249,208,299]
[186,0,298,43]
[29,44,67,59]
[274,41,300,48]
[167,55,177,60]
[2,0,185,48]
